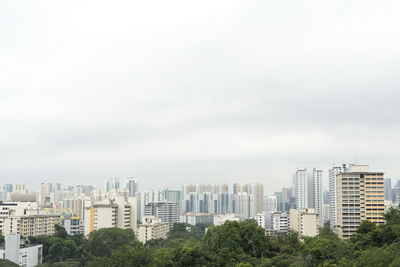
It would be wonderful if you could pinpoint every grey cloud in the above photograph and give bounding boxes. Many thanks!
[1,0,400,192]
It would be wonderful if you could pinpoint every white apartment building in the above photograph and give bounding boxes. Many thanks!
[84,196,137,236]
[0,202,38,233]
[255,213,268,229]
[180,213,214,225]
[136,216,169,243]
[329,164,348,232]
[290,208,319,237]
[272,212,289,233]
[145,201,179,228]
[61,214,83,235]
[234,192,255,220]
[0,235,42,267]
[294,168,323,226]
[2,210,61,238]
[264,195,278,213]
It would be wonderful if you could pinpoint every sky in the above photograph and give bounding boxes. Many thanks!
[1,1,400,193]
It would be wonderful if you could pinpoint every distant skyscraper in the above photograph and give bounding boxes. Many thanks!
[3,184,13,193]
[105,178,120,192]
[384,178,392,201]
[234,192,255,220]
[264,195,278,212]
[125,178,139,197]
[294,168,323,226]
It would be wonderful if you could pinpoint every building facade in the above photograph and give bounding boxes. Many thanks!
[336,165,385,239]
[290,208,319,237]
[136,216,169,243]
[84,197,137,235]
[2,211,61,238]
[0,235,42,267]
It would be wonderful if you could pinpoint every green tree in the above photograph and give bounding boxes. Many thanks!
[109,244,152,267]
[0,259,19,267]
[0,231,4,244]
[85,228,138,257]
[356,220,377,234]
[54,224,68,239]
[152,248,175,267]
[384,205,400,225]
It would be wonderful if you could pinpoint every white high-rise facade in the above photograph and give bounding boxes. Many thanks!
[328,164,348,232]
[295,168,323,226]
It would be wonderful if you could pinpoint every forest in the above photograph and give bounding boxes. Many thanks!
[2,206,400,267]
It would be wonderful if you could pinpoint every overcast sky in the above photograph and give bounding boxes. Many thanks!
[1,1,400,193]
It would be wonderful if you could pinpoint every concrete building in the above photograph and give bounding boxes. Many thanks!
[2,211,61,238]
[384,178,392,201]
[329,164,349,232]
[180,213,214,225]
[234,192,255,220]
[322,204,330,225]
[294,168,323,226]
[84,196,137,236]
[213,214,240,226]
[145,201,179,228]
[0,235,42,267]
[272,212,289,233]
[0,202,38,233]
[61,214,83,235]
[136,216,169,243]
[105,178,120,192]
[63,196,87,221]
[264,195,278,213]
[125,178,139,197]
[255,213,268,229]
[336,165,385,239]
[290,208,319,237]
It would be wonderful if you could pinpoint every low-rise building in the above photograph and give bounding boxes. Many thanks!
[0,234,42,267]
[272,212,289,233]
[137,216,169,243]
[289,208,319,237]
[213,214,240,226]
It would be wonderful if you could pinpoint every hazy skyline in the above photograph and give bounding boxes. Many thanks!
[1,1,400,192]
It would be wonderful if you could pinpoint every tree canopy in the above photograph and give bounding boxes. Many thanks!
[31,206,400,267]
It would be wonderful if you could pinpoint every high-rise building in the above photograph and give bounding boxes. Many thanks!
[264,195,278,212]
[234,192,255,220]
[3,211,61,237]
[294,168,323,226]
[84,196,137,236]
[336,165,385,239]
[145,201,179,228]
[105,178,120,192]
[125,178,139,197]
[384,178,392,201]
[40,183,62,206]
[329,164,349,232]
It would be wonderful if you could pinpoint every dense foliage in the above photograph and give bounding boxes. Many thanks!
[30,206,400,267]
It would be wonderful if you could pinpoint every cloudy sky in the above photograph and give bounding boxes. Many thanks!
[1,1,400,193]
